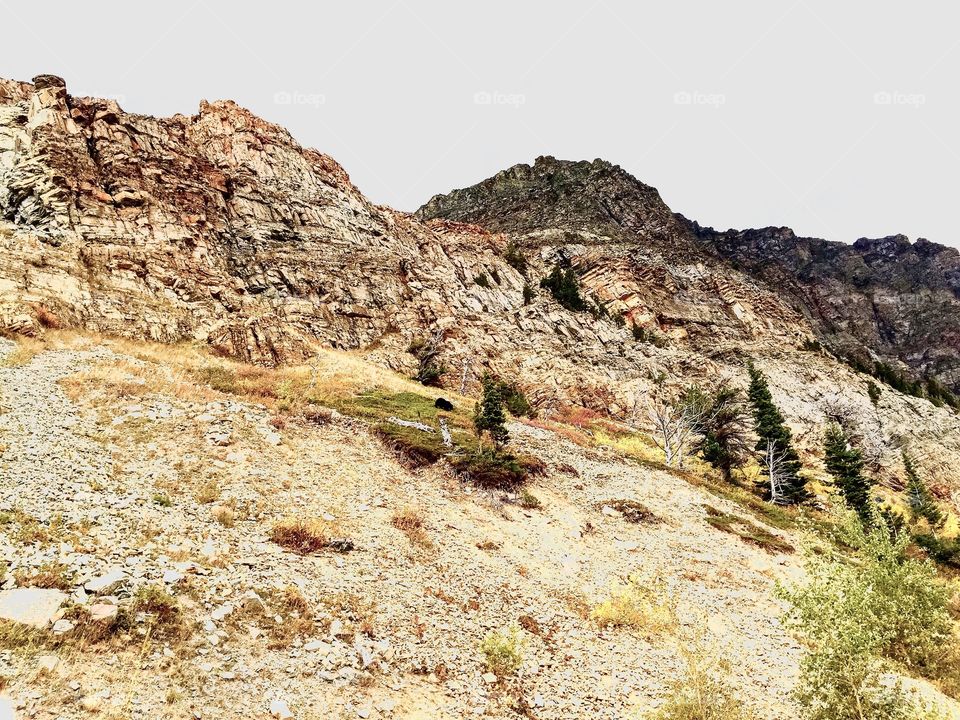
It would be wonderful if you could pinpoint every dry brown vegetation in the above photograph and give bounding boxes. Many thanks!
[12,562,72,590]
[391,507,433,548]
[270,517,333,554]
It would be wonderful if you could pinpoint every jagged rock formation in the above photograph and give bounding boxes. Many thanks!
[685,223,960,389]
[2,75,960,483]
[0,75,807,405]
[419,155,960,394]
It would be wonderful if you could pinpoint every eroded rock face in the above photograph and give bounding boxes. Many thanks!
[0,76,808,405]
[419,155,960,394]
[2,74,960,487]
[685,222,960,389]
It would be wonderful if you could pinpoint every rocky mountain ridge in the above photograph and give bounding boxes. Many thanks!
[419,155,960,394]
[2,74,959,475]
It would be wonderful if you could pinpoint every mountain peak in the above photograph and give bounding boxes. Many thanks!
[416,155,683,244]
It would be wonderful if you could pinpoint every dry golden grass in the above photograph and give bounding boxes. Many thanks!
[194,480,220,505]
[270,517,331,554]
[48,329,474,424]
[0,334,47,368]
[228,585,318,649]
[591,574,678,637]
[13,562,72,590]
[391,507,433,548]
[212,506,236,528]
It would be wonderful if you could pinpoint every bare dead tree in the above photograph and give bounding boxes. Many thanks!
[766,438,792,505]
[459,357,473,395]
[645,388,716,468]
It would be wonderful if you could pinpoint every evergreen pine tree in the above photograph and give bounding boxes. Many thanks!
[903,450,944,528]
[697,384,751,482]
[746,362,808,504]
[823,424,873,523]
[474,374,509,450]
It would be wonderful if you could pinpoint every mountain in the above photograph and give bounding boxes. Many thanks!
[3,74,960,473]
[419,156,960,395]
[3,74,960,720]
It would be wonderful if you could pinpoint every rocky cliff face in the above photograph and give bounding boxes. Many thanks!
[685,222,960,389]
[2,74,960,473]
[420,156,960,395]
[0,76,810,408]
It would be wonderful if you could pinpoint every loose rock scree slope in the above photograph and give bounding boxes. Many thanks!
[0,335,804,719]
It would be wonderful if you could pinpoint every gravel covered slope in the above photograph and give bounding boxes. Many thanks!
[0,337,809,719]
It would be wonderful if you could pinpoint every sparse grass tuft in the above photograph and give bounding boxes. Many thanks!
[391,508,432,548]
[270,517,330,554]
[194,480,220,505]
[703,506,793,554]
[212,506,236,528]
[591,574,677,636]
[130,584,187,642]
[481,625,526,677]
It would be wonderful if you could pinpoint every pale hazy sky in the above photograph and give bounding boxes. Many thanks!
[4,1,959,246]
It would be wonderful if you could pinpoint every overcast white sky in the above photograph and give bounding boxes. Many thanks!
[4,0,959,246]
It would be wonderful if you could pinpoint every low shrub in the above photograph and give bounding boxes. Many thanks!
[703,506,793,554]
[270,517,331,554]
[518,490,542,510]
[522,283,536,305]
[649,632,760,720]
[474,273,491,289]
[601,499,657,524]
[540,266,588,312]
[152,493,172,508]
[591,574,676,636]
[632,324,668,347]
[450,450,527,489]
[374,423,448,468]
[408,334,446,387]
[131,584,187,641]
[778,513,953,719]
[481,625,526,677]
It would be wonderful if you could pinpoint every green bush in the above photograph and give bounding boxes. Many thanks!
[504,241,527,275]
[481,625,526,676]
[778,513,953,719]
[408,335,446,387]
[867,382,882,405]
[474,273,491,289]
[474,374,509,449]
[450,449,527,489]
[495,379,533,418]
[522,283,536,305]
[540,266,588,312]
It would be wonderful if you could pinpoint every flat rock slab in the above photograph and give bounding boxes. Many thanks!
[0,588,67,628]
[84,567,127,593]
